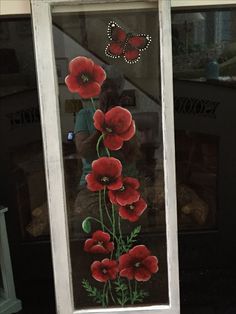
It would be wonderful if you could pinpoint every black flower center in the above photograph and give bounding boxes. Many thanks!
[119,186,126,192]
[134,262,141,268]
[102,267,108,274]
[79,73,90,84]
[105,127,113,133]
[101,176,110,184]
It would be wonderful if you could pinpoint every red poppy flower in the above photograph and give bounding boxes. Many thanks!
[91,259,118,282]
[108,177,140,206]
[119,245,158,282]
[86,157,123,191]
[118,198,147,222]
[93,106,135,150]
[65,56,106,99]
[84,230,114,254]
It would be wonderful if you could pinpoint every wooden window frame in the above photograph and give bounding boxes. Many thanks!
[30,0,178,313]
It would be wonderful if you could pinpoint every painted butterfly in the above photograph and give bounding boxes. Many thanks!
[105,21,152,64]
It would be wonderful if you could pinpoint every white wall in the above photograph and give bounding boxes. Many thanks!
[1,0,235,16]
[0,0,30,15]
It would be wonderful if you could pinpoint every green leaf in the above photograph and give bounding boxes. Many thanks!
[114,279,130,305]
[122,226,142,252]
[81,279,103,304]
[117,298,122,305]
[132,288,149,303]
[82,218,91,233]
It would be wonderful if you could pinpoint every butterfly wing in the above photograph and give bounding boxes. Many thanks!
[105,21,127,59]
[107,21,127,42]
[124,47,141,64]
[124,34,152,64]
[105,41,124,58]
[127,34,152,51]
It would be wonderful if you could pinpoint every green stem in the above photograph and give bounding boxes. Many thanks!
[128,280,133,304]
[117,215,128,256]
[101,133,111,157]
[102,282,107,306]
[90,97,96,112]
[106,284,109,306]
[87,217,119,242]
[105,146,110,157]
[96,134,110,158]
[115,216,122,258]
[108,281,116,304]
[118,216,123,249]
[116,277,125,306]
[96,134,104,158]
[103,188,115,259]
[111,203,116,242]
[99,191,104,231]
[103,188,113,225]
[134,280,138,294]
[133,280,138,304]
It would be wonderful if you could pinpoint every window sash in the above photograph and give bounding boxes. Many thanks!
[31,0,178,313]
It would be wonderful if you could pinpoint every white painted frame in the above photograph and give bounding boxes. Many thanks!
[30,0,179,313]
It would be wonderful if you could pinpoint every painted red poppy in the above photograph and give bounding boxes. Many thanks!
[91,259,118,282]
[108,177,140,206]
[93,106,135,150]
[84,230,114,254]
[119,245,158,281]
[118,198,147,222]
[86,157,123,191]
[65,56,106,99]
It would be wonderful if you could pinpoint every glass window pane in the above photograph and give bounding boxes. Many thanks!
[52,4,168,310]
[0,18,48,242]
[172,9,236,82]
[172,7,236,313]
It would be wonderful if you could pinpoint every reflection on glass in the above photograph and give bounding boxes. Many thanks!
[52,7,168,309]
[172,8,236,313]
[0,19,47,242]
[175,130,217,230]
[172,9,236,82]
[172,9,236,231]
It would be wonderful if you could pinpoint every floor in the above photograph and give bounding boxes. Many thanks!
[16,279,56,314]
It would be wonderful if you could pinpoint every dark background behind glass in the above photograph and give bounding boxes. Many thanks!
[0,17,55,314]
[172,8,236,314]
[52,8,169,309]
